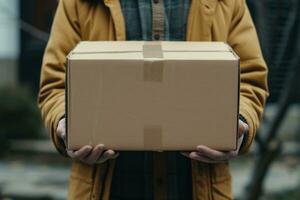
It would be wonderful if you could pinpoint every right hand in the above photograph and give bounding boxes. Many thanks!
[56,118,119,165]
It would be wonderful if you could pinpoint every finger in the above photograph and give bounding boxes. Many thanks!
[85,144,105,164]
[110,152,120,159]
[196,145,233,161]
[239,120,249,138]
[189,152,221,163]
[103,149,117,159]
[72,146,93,160]
[180,152,191,158]
[97,150,118,163]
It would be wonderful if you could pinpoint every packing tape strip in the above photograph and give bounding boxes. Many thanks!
[143,42,164,82]
[144,125,162,151]
[143,42,163,150]
[143,42,163,58]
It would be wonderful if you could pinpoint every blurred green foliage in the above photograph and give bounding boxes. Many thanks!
[0,86,43,141]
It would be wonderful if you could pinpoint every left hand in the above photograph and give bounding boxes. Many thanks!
[181,120,248,163]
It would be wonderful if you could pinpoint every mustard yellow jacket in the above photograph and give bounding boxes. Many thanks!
[38,0,269,199]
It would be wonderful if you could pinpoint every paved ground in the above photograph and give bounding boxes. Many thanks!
[230,156,300,198]
[0,159,70,199]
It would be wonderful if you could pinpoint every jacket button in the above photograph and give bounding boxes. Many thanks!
[153,34,160,40]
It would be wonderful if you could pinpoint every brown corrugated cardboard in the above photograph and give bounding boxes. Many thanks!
[66,41,240,151]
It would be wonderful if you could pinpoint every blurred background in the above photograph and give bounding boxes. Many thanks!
[0,0,299,199]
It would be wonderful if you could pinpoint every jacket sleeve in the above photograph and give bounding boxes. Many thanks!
[227,0,269,154]
[38,0,81,157]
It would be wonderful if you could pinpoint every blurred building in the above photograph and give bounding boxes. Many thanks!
[248,0,300,103]
[19,0,57,94]
[0,0,19,85]
[0,0,57,94]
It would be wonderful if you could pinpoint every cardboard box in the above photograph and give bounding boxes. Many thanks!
[66,41,240,151]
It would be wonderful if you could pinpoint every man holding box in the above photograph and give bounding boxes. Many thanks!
[38,0,268,199]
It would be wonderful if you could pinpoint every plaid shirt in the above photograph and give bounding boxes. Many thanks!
[110,1,192,200]
[120,0,190,41]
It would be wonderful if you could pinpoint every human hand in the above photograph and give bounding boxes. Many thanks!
[182,120,248,163]
[56,118,119,164]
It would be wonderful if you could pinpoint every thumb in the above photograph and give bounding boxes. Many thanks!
[57,118,66,140]
[238,120,248,138]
